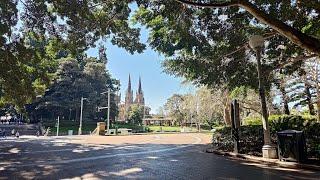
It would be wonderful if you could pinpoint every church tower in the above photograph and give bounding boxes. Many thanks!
[134,76,145,106]
[125,74,133,108]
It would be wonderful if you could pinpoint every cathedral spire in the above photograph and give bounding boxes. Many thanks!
[138,76,142,94]
[127,74,132,92]
[125,74,133,106]
[134,76,144,106]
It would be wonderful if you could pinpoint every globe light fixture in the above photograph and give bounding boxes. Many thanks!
[249,35,265,51]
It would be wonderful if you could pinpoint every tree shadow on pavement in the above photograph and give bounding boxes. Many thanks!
[0,136,319,180]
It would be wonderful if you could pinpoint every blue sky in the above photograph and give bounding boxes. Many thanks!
[86,28,195,114]
[86,3,196,114]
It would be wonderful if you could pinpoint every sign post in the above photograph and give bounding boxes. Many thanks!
[230,100,240,154]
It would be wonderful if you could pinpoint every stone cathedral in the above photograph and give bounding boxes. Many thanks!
[118,74,148,121]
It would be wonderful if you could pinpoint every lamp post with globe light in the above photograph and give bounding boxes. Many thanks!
[249,35,277,159]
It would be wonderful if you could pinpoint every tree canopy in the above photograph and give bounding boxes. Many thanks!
[133,0,317,92]
[27,56,119,123]
[0,0,146,107]
[175,0,320,55]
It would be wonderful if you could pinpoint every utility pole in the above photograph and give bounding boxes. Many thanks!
[79,97,87,135]
[56,116,60,136]
[99,88,111,134]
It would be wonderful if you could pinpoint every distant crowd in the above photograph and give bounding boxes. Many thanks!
[0,128,19,138]
[0,116,23,125]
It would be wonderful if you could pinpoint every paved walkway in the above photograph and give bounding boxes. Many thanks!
[0,133,319,179]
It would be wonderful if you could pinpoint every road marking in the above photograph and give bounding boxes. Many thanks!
[4,135,202,168]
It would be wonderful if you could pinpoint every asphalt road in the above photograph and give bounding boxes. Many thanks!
[0,133,319,180]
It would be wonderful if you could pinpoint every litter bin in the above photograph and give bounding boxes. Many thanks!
[277,130,306,162]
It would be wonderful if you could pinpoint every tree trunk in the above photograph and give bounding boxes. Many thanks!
[304,82,315,115]
[279,84,290,115]
[317,85,320,121]
[223,106,231,126]
[223,90,231,126]
[317,97,320,121]
[75,108,79,122]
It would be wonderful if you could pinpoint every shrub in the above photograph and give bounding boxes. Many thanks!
[213,125,265,156]
[213,115,320,158]
[242,116,261,125]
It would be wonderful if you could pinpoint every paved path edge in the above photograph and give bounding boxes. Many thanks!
[206,148,320,171]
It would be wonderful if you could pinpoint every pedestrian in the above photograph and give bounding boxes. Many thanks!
[11,129,15,136]
[15,131,20,138]
[36,130,40,137]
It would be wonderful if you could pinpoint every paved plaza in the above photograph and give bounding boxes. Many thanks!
[0,133,319,179]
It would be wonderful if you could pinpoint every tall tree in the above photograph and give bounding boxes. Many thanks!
[304,58,320,120]
[133,0,306,92]
[164,94,185,125]
[196,86,224,127]
[287,73,316,115]
[1,0,146,107]
[29,57,119,123]
[273,70,290,115]
[127,104,144,125]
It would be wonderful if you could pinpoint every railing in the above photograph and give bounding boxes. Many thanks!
[91,127,98,135]
[44,127,51,136]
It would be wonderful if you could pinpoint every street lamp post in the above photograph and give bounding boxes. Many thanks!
[79,97,87,135]
[107,88,111,133]
[56,116,60,136]
[249,35,277,159]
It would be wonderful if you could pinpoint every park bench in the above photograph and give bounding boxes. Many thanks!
[117,128,132,135]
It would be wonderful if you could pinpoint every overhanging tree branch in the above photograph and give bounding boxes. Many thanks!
[274,54,318,71]
[175,0,320,55]
[175,0,238,8]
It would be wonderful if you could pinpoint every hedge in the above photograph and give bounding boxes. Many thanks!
[213,115,320,158]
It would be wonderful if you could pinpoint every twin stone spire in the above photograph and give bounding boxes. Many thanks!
[125,74,145,107]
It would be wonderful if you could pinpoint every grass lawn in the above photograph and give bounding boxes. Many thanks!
[147,126,213,133]
[42,120,214,135]
[43,121,97,135]
[147,126,181,132]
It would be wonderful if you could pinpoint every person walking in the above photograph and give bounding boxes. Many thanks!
[11,129,15,136]
[15,131,19,138]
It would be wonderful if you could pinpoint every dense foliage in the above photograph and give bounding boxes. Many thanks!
[25,56,119,124]
[0,0,146,108]
[127,104,144,125]
[213,115,320,158]
[133,0,319,91]
[163,86,225,127]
